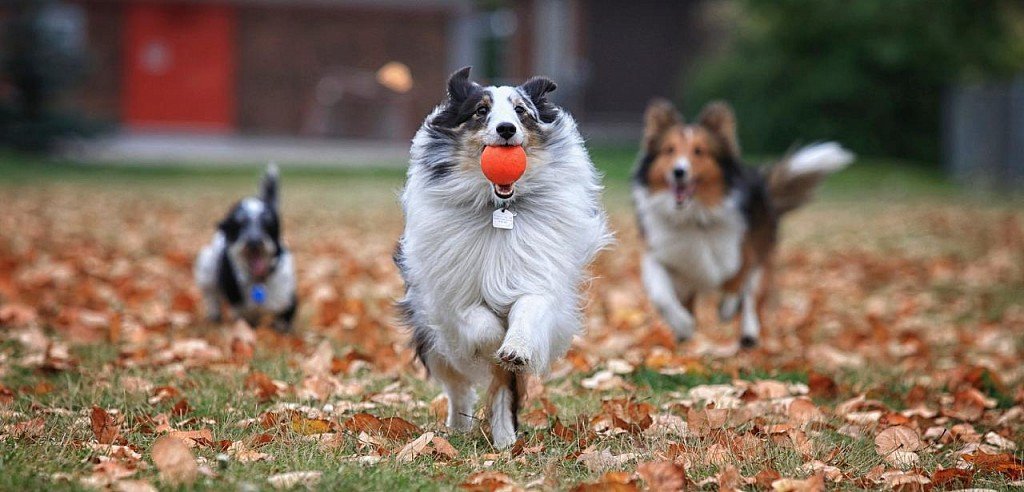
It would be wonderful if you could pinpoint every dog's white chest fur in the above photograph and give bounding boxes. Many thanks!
[402,197,605,320]
[637,192,746,292]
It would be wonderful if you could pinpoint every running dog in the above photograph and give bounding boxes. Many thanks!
[633,99,853,347]
[195,164,297,331]
[395,67,610,448]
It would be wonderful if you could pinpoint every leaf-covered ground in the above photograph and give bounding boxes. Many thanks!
[1,156,1023,491]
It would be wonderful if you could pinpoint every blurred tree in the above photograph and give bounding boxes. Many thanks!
[685,0,1024,163]
[1,0,92,151]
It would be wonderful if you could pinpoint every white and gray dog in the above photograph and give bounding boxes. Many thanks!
[194,164,297,331]
[395,67,610,448]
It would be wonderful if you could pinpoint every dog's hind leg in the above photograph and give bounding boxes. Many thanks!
[486,364,525,449]
[641,254,695,341]
[423,350,477,432]
[739,267,764,348]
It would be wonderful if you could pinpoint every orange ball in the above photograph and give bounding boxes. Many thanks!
[480,145,527,185]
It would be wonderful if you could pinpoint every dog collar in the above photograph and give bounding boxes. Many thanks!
[251,284,267,305]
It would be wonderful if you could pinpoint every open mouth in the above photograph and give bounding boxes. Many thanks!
[673,180,695,206]
[493,183,515,199]
[245,248,270,279]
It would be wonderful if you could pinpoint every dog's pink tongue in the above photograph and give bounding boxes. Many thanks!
[251,257,269,279]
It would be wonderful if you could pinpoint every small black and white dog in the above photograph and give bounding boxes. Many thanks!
[194,164,297,331]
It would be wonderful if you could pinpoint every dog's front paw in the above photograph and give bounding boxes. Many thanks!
[739,335,758,349]
[491,426,517,450]
[495,344,531,373]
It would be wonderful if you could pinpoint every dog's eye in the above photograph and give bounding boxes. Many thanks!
[664,146,675,154]
[693,147,703,156]
[514,106,526,115]
[475,106,489,117]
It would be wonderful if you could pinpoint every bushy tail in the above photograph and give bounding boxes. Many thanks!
[766,142,854,215]
[260,162,279,207]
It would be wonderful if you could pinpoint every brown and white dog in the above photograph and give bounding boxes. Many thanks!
[632,99,853,347]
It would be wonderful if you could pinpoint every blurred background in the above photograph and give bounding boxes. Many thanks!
[2,0,1023,188]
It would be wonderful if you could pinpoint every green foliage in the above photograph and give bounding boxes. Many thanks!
[685,0,1024,162]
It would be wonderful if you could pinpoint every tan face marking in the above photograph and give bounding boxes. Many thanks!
[645,124,728,206]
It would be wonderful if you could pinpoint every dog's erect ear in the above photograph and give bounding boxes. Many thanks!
[697,101,740,156]
[519,76,558,123]
[218,211,241,241]
[642,98,682,151]
[446,66,475,103]
[260,163,279,208]
[519,76,557,103]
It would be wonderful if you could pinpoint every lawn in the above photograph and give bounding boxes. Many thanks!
[1,147,1022,491]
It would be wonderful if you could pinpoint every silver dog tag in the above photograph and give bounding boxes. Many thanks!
[492,209,514,230]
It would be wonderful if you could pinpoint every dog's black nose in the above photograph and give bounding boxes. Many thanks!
[673,167,687,179]
[496,123,517,140]
[244,238,262,252]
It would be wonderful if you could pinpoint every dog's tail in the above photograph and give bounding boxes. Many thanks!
[766,142,853,215]
[260,162,279,207]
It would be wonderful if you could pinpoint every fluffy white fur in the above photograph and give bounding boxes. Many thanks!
[195,230,296,323]
[633,188,747,340]
[398,74,609,448]
[785,142,854,176]
[634,141,853,344]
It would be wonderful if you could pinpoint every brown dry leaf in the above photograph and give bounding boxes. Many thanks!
[301,340,334,376]
[290,414,334,435]
[687,406,730,436]
[151,435,198,485]
[875,425,924,455]
[459,471,518,492]
[636,460,688,492]
[7,417,45,439]
[91,406,121,444]
[268,471,323,490]
[576,448,637,473]
[396,431,434,462]
[341,412,420,440]
[788,397,825,426]
[551,418,577,443]
[930,468,974,489]
[771,474,825,492]
[571,471,638,492]
[167,428,213,447]
[431,435,458,460]
[717,463,744,491]
[754,469,782,489]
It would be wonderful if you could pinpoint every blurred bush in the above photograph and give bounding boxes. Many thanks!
[685,0,1024,163]
[1,0,105,152]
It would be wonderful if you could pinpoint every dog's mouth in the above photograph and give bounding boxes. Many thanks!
[673,180,695,206]
[244,247,271,280]
[493,183,515,199]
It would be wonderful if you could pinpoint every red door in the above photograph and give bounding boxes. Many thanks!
[123,3,236,131]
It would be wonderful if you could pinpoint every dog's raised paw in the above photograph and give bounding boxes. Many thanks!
[495,347,530,372]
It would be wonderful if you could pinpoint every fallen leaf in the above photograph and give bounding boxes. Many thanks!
[151,435,198,485]
[571,471,638,492]
[91,406,120,444]
[291,414,334,435]
[396,431,434,462]
[875,425,923,455]
[459,471,516,492]
[636,460,688,492]
[771,474,825,492]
